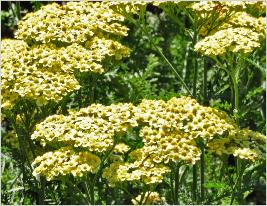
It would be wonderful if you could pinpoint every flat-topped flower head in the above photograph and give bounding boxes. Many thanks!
[31,103,138,152]
[1,39,81,108]
[32,97,265,184]
[193,1,266,56]
[32,147,101,181]
[194,27,264,56]
[2,2,130,109]
[15,1,128,44]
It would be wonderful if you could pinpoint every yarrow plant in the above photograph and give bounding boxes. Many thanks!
[1,0,266,205]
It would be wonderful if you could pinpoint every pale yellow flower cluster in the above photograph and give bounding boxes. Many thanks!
[223,12,266,34]
[32,96,265,183]
[194,28,263,56]
[31,103,138,152]
[102,158,170,186]
[132,191,164,205]
[109,1,148,15]
[15,1,128,44]
[32,147,101,181]
[193,2,266,56]
[2,1,130,109]
[207,129,265,161]
[189,1,245,13]
[1,39,81,107]
[114,143,131,154]
[189,1,266,14]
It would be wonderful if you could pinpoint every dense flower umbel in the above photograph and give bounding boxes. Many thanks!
[1,39,81,107]
[32,147,101,181]
[193,2,266,56]
[15,1,128,44]
[194,28,264,56]
[31,103,138,152]
[2,1,130,108]
[32,96,265,182]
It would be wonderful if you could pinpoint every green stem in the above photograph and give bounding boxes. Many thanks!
[192,13,199,98]
[91,144,116,204]
[236,159,242,202]
[214,58,239,115]
[174,164,180,204]
[134,9,192,96]
[65,178,89,204]
[230,159,244,204]
[118,185,134,199]
[84,175,91,203]
[203,58,208,105]
[155,45,192,96]
[90,176,95,205]
[192,20,199,204]
[200,143,205,202]
[192,164,197,203]
[232,77,239,113]
[16,2,21,20]
[170,172,175,204]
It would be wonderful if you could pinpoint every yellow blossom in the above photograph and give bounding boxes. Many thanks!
[132,191,165,205]
[32,147,101,181]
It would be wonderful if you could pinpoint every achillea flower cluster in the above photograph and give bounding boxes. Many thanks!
[189,1,245,13]
[15,2,128,44]
[131,191,165,205]
[222,12,266,34]
[109,1,148,15]
[114,143,131,154]
[207,129,265,161]
[194,28,263,56]
[102,159,170,186]
[193,1,266,56]
[2,1,130,109]
[32,96,265,182]
[32,147,101,181]
[1,39,81,107]
[32,103,138,152]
